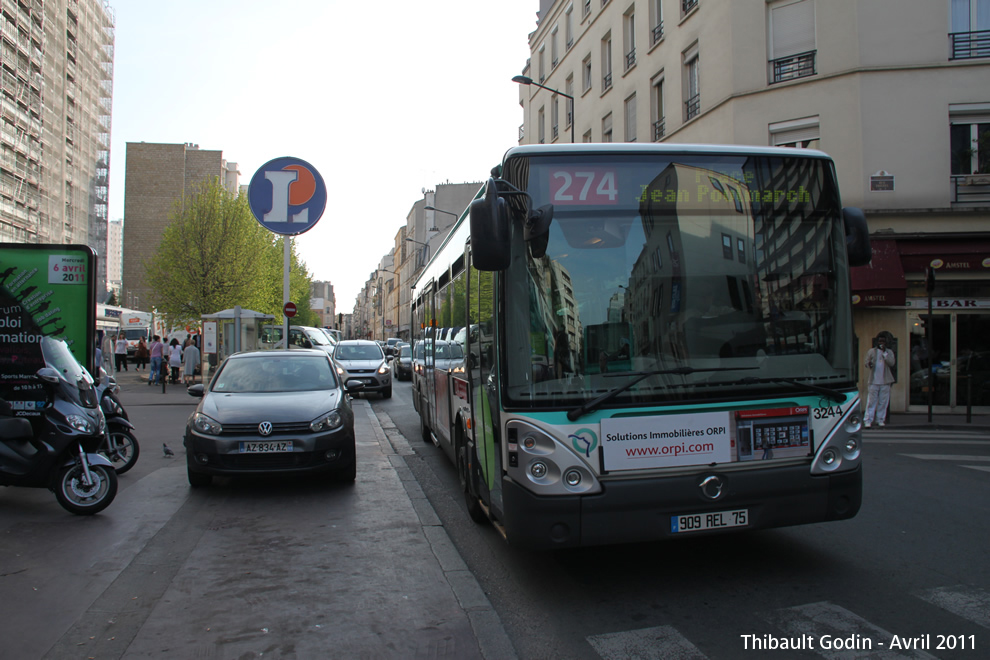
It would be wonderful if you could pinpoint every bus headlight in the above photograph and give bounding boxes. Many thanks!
[507,420,602,495]
[564,469,582,487]
[530,461,548,479]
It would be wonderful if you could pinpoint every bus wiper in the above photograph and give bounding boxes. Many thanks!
[734,376,846,403]
[566,366,759,422]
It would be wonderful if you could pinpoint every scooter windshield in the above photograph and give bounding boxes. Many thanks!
[41,337,97,408]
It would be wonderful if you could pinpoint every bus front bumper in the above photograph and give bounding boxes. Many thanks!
[500,463,861,550]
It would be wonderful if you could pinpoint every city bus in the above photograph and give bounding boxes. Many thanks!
[410,143,872,549]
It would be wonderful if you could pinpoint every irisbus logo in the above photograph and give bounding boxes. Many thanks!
[248,157,327,236]
[569,428,598,457]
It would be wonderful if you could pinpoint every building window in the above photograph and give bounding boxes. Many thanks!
[950,0,990,59]
[582,55,593,93]
[650,0,664,46]
[539,46,546,82]
[602,33,613,92]
[624,6,636,70]
[651,72,666,140]
[769,115,820,148]
[683,43,700,120]
[722,233,733,260]
[566,4,574,49]
[583,0,591,20]
[552,27,559,68]
[682,0,699,18]
[552,95,560,141]
[950,105,990,174]
[583,129,593,142]
[768,0,817,83]
[624,93,637,142]
[538,106,546,144]
[603,113,613,142]
[737,238,746,264]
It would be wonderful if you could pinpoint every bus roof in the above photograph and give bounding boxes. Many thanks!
[501,142,832,161]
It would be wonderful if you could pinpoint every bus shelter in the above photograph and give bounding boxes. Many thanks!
[201,307,276,364]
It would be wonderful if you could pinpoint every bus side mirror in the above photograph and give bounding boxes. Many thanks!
[470,178,510,271]
[843,207,872,267]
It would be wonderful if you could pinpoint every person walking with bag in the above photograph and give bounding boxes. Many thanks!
[864,333,895,428]
[114,334,129,372]
[168,338,183,385]
[148,335,165,385]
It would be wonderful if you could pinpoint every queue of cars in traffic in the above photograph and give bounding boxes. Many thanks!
[182,327,415,487]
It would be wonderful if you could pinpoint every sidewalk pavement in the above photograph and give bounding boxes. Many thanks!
[110,366,518,659]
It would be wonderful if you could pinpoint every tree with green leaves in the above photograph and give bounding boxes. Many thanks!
[144,177,317,328]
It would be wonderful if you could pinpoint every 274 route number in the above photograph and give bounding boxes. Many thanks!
[551,169,618,205]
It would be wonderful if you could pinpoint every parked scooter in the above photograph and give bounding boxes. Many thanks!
[0,338,117,515]
[95,368,140,474]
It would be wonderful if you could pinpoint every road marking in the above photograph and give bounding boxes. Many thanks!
[587,625,707,660]
[962,465,990,473]
[763,601,937,659]
[900,454,990,461]
[916,586,990,630]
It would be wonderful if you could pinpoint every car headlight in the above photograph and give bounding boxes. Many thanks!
[192,413,223,435]
[67,414,95,434]
[336,365,344,375]
[311,411,343,432]
[377,363,389,375]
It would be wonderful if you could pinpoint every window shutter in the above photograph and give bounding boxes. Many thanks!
[771,0,815,59]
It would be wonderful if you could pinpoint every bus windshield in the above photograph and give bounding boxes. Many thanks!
[501,152,855,407]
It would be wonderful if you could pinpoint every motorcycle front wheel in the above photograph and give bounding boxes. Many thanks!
[54,463,118,515]
[103,428,140,474]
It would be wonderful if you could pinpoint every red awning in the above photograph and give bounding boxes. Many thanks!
[850,239,906,307]
[897,239,990,273]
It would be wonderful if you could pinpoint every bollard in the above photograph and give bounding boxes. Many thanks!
[966,374,972,424]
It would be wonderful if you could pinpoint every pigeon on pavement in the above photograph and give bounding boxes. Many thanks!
[163,443,175,457]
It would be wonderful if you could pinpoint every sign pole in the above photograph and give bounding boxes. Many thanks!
[283,237,290,346]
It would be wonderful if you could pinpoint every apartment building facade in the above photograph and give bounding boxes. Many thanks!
[310,279,336,330]
[1,0,115,297]
[121,141,239,310]
[354,182,480,341]
[517,0,990,413]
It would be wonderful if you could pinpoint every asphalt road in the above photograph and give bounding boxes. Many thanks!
[374,380,990,659]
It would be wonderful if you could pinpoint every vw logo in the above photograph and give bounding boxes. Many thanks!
[699,475,724,500]
[258,421,273,437]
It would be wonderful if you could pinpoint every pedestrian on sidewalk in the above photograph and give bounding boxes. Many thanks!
[168,338,182,384]
[114,334,129,372]
[183,340,201,386]
[864,332,895,427]
[135,337,149,371]
[149,335,164,385]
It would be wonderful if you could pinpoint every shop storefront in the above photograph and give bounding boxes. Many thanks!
[852,238,990,414]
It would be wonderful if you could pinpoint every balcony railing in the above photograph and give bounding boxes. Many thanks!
[552,124,559,141]
[950,30,990,59]
[952,174,990,205]
[653,117,666,141]
[603,72,612,91]
[685,93,700,120]
[652,21,664,46]
[769,50,817,84]
[625,48,636,69]
[682,0,698,14]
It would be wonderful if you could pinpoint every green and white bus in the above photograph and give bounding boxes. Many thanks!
[410,143,872,549]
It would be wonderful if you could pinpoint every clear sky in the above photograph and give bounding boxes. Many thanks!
[108,0,536,311]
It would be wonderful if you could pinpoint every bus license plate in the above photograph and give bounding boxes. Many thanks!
[239,441,292,453]
[671,509,748,534]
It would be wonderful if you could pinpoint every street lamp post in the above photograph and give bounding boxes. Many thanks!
[512,74,575,143]
[405,237,430,267]
[424,205,458,232]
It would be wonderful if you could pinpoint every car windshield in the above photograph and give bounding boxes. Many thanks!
[335,344,384,361]
[500,152,856,407]
[211,355,337,393]
[303,329,331,346]
[399,346,411,358]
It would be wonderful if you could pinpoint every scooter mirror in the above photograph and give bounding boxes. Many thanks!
[35,367,60,385]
